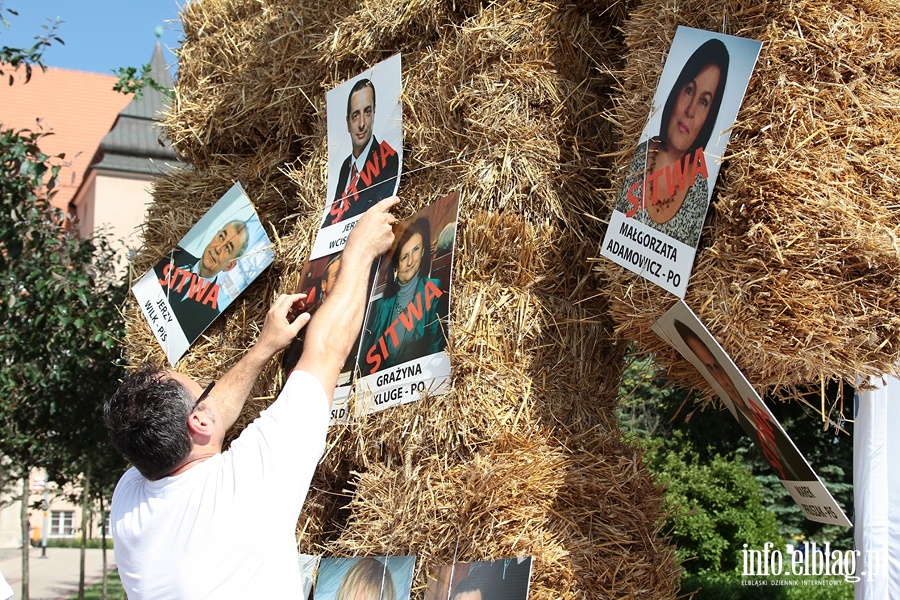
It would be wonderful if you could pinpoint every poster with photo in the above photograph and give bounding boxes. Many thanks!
[280,250,364,424]
[652,300,851,526]
[132,182,274,365]
[284,191,459,424]
[298,554,321,600]
[601,27,762,297]
[424,557,532,600]
[314,556,415,600]
[355,190,460,415]
[312,53,403,260]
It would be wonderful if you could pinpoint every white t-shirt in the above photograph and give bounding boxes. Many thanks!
[111,370,329,599]
[0,567,12,600]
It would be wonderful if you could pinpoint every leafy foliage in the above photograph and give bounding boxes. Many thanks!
[2,14,127,600]
[0,124,127,494]
[644,432,781,574]
[0,455,22,511]
[112,63,173,101]
[617,354,692,438]
[0,3,63,84]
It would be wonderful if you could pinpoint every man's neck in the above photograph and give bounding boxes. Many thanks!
[352,136,375,165]
[194,261,218,281]
[167,446,221,477]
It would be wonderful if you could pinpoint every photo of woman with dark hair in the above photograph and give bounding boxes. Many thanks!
[359,216,447,376]
[616,37,730,247]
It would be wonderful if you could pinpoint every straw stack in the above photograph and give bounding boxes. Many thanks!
[123,0,681,597]
[596,1,900,407]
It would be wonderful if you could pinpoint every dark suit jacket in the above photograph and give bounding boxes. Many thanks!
[153,248,222,343]
[323,136,400,227]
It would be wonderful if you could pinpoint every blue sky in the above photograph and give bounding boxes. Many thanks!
[1,0,182,76]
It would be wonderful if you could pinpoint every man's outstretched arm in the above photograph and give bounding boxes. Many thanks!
[204,292,310,430]
[296,196,399,404]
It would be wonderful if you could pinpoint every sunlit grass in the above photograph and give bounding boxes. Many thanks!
[68,569,126,600]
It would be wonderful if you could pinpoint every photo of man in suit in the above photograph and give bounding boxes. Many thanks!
[671,318,815,482]
[154,220,249,342]
[323,78,400,227]
[133,182,274,365]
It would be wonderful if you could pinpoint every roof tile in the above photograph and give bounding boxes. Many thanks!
[0,65,132,209]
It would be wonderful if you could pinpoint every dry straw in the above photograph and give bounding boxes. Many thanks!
[595,1,900,415]
[123,0,681,597]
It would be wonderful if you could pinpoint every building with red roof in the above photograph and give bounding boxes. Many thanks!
[0,40,181,255]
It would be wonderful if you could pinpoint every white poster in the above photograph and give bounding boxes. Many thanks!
[355,191,460,416]
[132,182,274,364]
[653,300,851,526]
[312,53,403,259]
[601,27,762,297]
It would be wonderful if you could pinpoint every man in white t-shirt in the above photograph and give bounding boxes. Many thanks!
[105,197,399,599]
[0,567,12,600]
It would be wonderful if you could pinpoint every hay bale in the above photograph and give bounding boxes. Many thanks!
[323,430,676,598]
[595,0,900,404]
[123,0,681,597]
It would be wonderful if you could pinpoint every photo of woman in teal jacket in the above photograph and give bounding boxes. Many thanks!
[359,217,448,375]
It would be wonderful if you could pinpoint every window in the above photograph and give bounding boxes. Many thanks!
[49,511,76,537]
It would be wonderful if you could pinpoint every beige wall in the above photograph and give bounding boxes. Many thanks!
[0,485,24,548]
[73,170,155,265]
[0,469,105,549]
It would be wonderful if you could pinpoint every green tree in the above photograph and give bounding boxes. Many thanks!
[0,124,128,599]
[617,354,690,438]
[2,14,128,598]
[644,432,781,574]
[1,2,63,84]
[0,123,127,472]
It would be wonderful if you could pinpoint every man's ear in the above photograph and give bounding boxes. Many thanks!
[187,407,215,437]
[223,260,238,272]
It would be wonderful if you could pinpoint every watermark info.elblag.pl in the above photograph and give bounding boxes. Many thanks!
[742,541,876,586]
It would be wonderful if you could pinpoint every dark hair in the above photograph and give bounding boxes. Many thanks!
[346,78,376,117]
[672,319,708,352]
[336,557,396,600]
[451,568,490,598]
[322,253,342,281]
[659,38,730,157]
[103,367,194,480]
[384,217,432,298]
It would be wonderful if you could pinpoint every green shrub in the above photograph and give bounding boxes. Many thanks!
[32,537,113,549]
[644,432,781,575]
